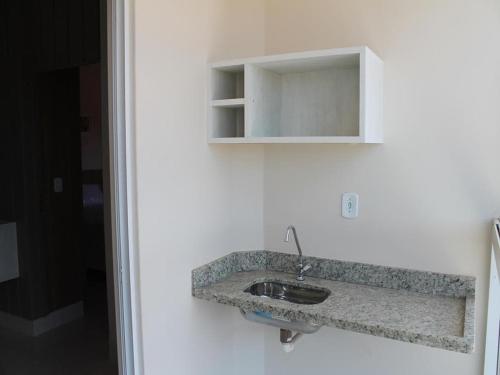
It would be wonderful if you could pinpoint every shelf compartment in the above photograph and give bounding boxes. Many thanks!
[246,54,360,138]
[209,107,245,139]
[210,65,244,100]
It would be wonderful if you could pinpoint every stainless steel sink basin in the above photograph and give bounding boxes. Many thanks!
[244,281,330,305]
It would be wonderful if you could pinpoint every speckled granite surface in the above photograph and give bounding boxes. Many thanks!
[192,251,475,353]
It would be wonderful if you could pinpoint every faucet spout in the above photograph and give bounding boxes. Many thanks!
[284,225,302,264]
[284,225,310,281]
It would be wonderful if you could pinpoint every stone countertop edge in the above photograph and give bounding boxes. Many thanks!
[191,250,475,353]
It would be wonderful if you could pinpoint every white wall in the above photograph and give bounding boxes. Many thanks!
[134,0,500,374]
[262,1,500,374]
[133,1,267,374]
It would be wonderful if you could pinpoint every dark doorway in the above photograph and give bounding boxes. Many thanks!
[0,1,117,374]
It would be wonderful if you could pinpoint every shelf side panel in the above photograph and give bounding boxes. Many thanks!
[362,48,384,143]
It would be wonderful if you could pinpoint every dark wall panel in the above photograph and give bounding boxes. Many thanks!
[39,0,55,70]
[38,0,100,71]
[39,70,84,312]
[82,0,100,65]
[0,0,46,319]
[68,1,84,66]
[53,0,69,68]
[0,0,100,320]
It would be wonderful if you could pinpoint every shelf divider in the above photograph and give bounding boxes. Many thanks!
[211,98,245,108]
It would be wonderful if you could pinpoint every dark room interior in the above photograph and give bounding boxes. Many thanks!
[0,1,117,373]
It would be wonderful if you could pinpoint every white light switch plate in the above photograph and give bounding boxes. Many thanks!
[53,177,63,193]
[342,193,359,219]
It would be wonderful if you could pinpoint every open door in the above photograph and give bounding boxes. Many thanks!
[37,68,85,318]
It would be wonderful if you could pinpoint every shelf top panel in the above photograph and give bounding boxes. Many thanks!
[210,46,375,71]
[211,64,244,73]
[256,54,359,74]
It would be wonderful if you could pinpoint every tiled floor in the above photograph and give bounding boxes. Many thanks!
[0,278,117,375]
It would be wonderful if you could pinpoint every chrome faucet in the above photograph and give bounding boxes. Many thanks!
[284,225,311,281]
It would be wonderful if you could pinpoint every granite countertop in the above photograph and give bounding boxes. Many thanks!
[192,251,475,353]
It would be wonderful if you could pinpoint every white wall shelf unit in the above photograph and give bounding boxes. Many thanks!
[208,46,383,144]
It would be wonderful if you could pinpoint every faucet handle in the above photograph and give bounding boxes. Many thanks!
[296,264,312,281]
[296,263,311,271]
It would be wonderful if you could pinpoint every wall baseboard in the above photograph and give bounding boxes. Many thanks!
[0,301,84,336]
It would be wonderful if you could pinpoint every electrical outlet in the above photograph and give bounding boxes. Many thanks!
[342,193,359,219]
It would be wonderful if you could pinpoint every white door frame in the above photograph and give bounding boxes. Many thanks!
[485,219,500,375]
[107,0,142,374]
